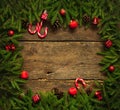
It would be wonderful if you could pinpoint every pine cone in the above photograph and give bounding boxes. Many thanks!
[52,20,61,30]
[52,88,64,99]
[22,20,29,29]
[82,15,90,24]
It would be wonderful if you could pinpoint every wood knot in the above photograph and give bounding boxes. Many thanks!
[46,71,53,74]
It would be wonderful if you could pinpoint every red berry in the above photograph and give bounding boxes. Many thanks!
[108,65,115,72]
[92,17,100,25]
[59,9,66,16]
[20,71,29,79]
[10,44,16,51]
[5,45,11,51]
[97,95,102,101]
[32,94,40,103]
[5,44,16,51]
[95,91,102,101]
[105,40,112,48]
[68,87,77,96]
[8,30,14,36]
[69,20,78,29]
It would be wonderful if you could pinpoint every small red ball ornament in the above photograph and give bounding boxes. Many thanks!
[59,9,66,16]
[68,87,77,96]
[95,91,102,101]
[108,65,115,72]
[20,71,29,79]
[8,30,14,36]
[69,20,78,29]
[92,17,100,25]
[105,40,112,48]
[32,94,40,104]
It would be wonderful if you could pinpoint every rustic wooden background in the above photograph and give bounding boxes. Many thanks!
[20,26,104,93]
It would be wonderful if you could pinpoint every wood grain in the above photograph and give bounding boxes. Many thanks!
[21,42,104,80]
[21,27,104,92]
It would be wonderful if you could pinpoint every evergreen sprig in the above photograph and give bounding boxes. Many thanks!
[0,0,120,110]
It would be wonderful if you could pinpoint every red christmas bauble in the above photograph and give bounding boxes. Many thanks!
[20,71,29,79]
[95,91,102,101]
[108,65,115,72]
[8,30,14,36]
[59,9,66,16]
[92,17,100,25]
[105,40,112,48]
[69,20,78,29]
[32,94,40,104]
[68,87,77,96]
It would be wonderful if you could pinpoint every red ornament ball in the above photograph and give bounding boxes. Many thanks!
[32,94,40,104]
[68,87,77,96]
[8,30,14,36]
[20,71,29,79]
[69,20,78,29]
[92,17,100,25]
[105,40,112,48]
[59,8,66,16]
[108,65,115,72]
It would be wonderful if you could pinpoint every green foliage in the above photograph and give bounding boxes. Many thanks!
[0,0,120,110]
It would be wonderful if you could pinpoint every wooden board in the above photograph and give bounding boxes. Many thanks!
[21,27,104,92]
[22,26,101,41]
[25,79,102,93]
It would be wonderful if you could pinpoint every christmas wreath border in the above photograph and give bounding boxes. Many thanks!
[0,0,120,110]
